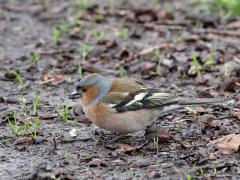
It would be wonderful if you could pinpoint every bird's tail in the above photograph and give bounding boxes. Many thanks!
[155,97,234,115]
[176,97,231,106]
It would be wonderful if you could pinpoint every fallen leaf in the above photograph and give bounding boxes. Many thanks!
[41,74,64,85]
[208,134,240,155]
[145,125,171,142]
[15,136,33,145]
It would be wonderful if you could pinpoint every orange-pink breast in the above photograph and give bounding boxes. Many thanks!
[82,102,158,134]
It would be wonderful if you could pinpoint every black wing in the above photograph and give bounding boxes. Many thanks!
[111,89,177,112]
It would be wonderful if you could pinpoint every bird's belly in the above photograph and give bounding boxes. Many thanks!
[83,105,157,134]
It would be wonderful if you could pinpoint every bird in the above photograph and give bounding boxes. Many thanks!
[68,73,228,134]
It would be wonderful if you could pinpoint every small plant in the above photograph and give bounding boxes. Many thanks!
[52,26,60,43]
[185,107,199,116]
[59,20,70,33]
[30,52,40,65]
[79,0,93,10]
[204,51,216,66]
[117,27,128,38]
[58,103,70,123]
[189,0,240,22]
[23,119,40,139]
[189,55,203,75]
[117,65,128,77]
[187,175,192,180]
[153,137,160,155]
[163,3,174,12]
[79,43,92,61]
[33,92,40,116]
[154,48,161,75]
[7,69,22,84]
[91,28,105,41]
[8,111,20,135]
[8,111,40,138]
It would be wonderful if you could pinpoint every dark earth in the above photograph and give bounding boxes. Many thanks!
[0,0,240,179]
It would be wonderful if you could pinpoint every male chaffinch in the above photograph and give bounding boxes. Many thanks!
[69,73,226,134]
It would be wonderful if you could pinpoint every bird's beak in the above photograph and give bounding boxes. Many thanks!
[68,90,81,99]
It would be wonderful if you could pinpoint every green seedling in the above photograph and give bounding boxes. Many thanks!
[163,3,174,12]
[8,111,40,138]
[189,55,203,75]
[33,92,39,116]
[153,137,160,155]
[117,27,128,38]
[91,28,105,41]
[70,0,95,11]
[8,111,20,136]
[117,65,128,77]
[189,0,240,22]
[154,48,161,75]
[52,26,60,43]
[30,52,40,65]
[204,51,216,66]
[59,20,70,33]
[79,43,92,61]
[187,175,192,180]
[193,19,202,29]
[23,118,40,139]
[79,0,93,10]
[8,69,22,84]
[58,103,70,123]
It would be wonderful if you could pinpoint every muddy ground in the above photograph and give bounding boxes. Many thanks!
[0,0,240,179]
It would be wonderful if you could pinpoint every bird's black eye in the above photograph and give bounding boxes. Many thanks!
[81,87,87,92]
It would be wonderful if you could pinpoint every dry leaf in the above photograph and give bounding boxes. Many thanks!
[41,74,64,85]
[208,134,240,155]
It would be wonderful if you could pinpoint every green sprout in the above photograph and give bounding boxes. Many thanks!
[70,0,95,11]
[58,103,70,123]
[91,28,105,41]
[7,69,22,84]
[204,51,216,66]
[163,3,174,12]
[117,27,128,38]
[8,111,40,139]
[154,48,161,75]
[8,111,20,136]
[189,0,240,22]
[79,43,92,61]
[52,26,60,43]
[30,52,40,65]
[33,92,40,116]
[79,0,94,10]
[189,55,203,75]
[153,137,160,155]
[59,20,70,33]
[23,119,40,139]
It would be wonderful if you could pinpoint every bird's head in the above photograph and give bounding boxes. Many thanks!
[68,73,112,104]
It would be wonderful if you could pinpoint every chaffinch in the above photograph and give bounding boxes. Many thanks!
[69,73,226,134]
